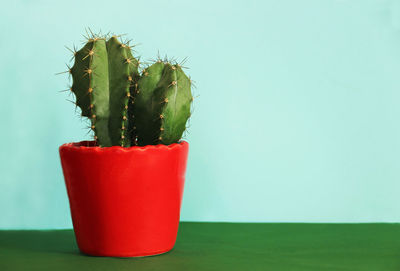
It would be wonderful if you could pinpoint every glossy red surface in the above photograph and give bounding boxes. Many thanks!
[59,141,189,257]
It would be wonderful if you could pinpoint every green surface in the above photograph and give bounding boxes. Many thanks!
[1,223,400,270]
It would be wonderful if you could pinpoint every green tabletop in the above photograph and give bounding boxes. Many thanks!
[1,222,399,270]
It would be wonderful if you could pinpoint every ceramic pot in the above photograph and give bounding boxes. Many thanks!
[59,141,189,257]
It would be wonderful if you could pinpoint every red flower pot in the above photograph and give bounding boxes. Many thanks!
[59,141,189,257]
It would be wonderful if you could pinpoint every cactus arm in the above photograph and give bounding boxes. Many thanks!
[154,64,192,145]
[133,61,166,146]
[70,39,112,147]
[106,37,139,147]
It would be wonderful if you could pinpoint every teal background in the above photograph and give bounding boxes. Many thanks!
[1,0,400,229]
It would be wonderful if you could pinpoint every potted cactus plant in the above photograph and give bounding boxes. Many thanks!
[59,31,193,257]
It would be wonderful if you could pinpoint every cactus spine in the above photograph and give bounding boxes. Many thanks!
[65,32,192,147]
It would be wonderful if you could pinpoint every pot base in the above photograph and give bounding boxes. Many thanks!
[80,247,174,258]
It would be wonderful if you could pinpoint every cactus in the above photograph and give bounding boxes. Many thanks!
[64,32,192,147]
[70,35,139,147]
[133,61,192,146]
[106,36,140,147]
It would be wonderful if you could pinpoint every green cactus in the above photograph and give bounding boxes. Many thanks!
[65,32,192,147]
[106,36,140,147]
[133,61,192,146]
[70,35,139,147]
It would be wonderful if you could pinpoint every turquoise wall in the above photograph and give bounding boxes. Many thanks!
[1,0,400,229]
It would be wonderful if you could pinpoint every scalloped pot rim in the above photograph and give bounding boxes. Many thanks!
[59,140,188,153]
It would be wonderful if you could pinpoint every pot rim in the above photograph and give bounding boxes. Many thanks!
[59,140,188,154]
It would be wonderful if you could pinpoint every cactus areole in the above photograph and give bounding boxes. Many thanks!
[59,32,193,257]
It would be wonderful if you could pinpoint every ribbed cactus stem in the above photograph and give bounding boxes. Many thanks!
[70,35,139,147]
[107,36,139,147]
[157,64,192,145]
[133,62,192,146]
[71,38,112,147]
[133,61,166,145]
